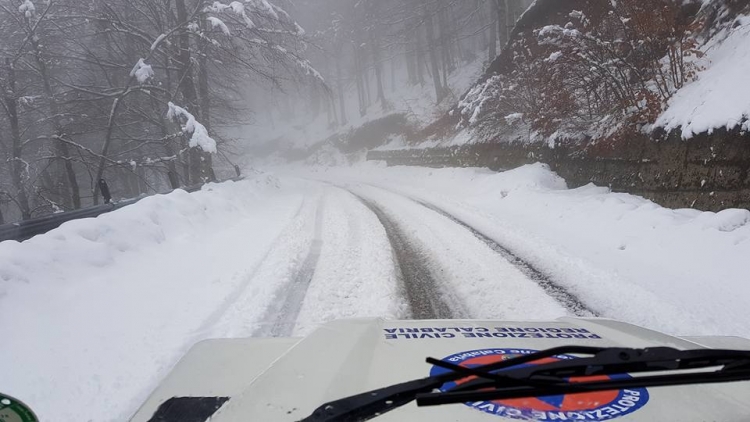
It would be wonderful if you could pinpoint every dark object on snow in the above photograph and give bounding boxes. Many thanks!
[234,165,242,177]
[147,397,229,422]
[168,171,180,189]
[98,179,112,204]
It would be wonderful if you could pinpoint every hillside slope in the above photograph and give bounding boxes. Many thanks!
[376,0,750,210]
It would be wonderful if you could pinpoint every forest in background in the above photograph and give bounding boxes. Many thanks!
[0,0,319,224]
[293,0,530,124]
[244,0,532,154]
[0,0,532,224]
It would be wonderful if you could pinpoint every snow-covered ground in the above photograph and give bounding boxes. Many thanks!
[655,14,750,138]
[295,163,750,339]
[2,162,749,421]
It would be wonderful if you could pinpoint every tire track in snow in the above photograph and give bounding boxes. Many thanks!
[290,189,407,335]
[255,194,326,337]
[194,196,308,338]
[362,184,597,317]
[347,191,458,320]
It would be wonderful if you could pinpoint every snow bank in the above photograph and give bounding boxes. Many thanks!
[655,16,750,138]
[0,177,304,422]
[294,163,750,340]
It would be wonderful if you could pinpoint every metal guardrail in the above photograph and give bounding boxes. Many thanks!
[0,176,244,243]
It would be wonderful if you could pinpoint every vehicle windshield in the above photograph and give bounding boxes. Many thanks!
[1,1,749,421]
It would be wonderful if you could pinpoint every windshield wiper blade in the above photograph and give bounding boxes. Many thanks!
[300,346,602,421]
[300,346,750,422]
[419,346,750,406]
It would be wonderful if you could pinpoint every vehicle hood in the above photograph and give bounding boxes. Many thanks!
[130,317,750,421]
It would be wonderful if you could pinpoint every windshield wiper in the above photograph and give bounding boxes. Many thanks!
[300,346,750,422]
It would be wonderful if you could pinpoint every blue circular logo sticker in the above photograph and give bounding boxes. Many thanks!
[429,348,649,421]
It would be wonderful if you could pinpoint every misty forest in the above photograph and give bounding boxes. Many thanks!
[0,0,531,223]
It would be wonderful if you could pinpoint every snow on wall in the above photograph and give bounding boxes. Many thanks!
[655,15,750,139]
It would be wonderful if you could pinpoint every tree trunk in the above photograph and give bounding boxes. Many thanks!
[336,56,347,125]
[414,28,426,87]
[405,27,418,85]
[160,55,181,188]
[423,2,444,103]
[29,35,81,209]
[4,59,31,220]
[370,32,388,111]
[439,9,450,90]
[478,0,489,50]
[175,0,212,184]
[354,45,366,116]
[361,49,371,108]
[390,45,397,92]
[198,19,211,131]
[498,0,510,48]
[489,0,499,62]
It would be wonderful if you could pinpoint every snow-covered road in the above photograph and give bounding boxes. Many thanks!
[2,164,749,422]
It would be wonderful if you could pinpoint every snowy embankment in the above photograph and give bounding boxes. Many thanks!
[297,162,750,339]
[655,15,750,138]
[0,177,307,421]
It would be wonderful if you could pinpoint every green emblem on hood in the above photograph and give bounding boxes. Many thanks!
[0,394,38,422]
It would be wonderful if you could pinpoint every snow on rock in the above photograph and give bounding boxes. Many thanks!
[655,16,750,138]
[130,58,154,84]
[167,102,217,153]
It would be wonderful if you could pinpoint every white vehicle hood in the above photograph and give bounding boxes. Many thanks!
[131,317,750,421]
